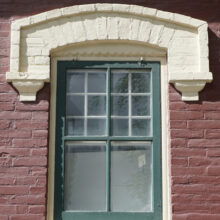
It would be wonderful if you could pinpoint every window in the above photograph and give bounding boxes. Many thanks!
[54,61,161,220]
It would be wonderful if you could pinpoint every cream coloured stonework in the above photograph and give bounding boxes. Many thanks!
[6,3,212,101]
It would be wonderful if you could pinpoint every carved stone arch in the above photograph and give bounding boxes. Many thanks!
[6,3,212,101]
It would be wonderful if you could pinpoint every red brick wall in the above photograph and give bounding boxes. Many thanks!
[0,1,219,220]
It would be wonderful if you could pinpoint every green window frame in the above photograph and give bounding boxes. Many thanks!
[54,61,161,220]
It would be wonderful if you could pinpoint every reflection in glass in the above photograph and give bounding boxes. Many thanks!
[111,96,128,116]
[87,119,106,136]
[88,96,106,116]
[66,119,84,136]
[132,72,151,93]
[111,73,128,93]
[66,71,85,93]
[132,119,151,136]
[111,142,152,212]
[88,72,106,93]
[66,95,84,116]
[64,142,106,211]
[132,96,150,116]
[111,119,128,136]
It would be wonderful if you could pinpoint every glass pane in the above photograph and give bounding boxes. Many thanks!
[111,96,128,116]
[64,142,106,211]
[87,119,106,136]
[132,119,151,136]
[66,95,84,116]
[111,119,128,136]
[132,72,151,93]
[66,119,84,136]
[88,72,106,93]
[111,142,152,212]
[111,72,128,93]
[132,96,150,116]
[88,96,106,116]
[66,71,85,93]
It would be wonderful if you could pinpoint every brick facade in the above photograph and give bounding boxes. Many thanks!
[0,1,220,220]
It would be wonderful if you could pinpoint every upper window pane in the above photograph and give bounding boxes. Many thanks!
[66,95,84,116]
[88,95,106,116]
[132,72,151,93]
[111,96,128,116]
[111,72,128,93]
[88,72,106,93]
[66,71,85,93]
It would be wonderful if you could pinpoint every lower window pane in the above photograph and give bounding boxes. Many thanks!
[111,142,152,212]
[64,142,106,211]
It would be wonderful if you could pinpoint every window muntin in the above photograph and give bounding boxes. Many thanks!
[55,61,161,220]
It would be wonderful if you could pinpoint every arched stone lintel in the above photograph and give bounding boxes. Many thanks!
[6,3,212,101]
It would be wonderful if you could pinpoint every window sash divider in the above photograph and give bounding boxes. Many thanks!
[63,136,154,141]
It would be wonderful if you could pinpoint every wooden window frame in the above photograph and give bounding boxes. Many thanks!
[54,61,162,220]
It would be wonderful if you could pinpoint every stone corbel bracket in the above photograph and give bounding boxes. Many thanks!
[169,72,213,101]
[6,72,47,101]
[6,3,213,101]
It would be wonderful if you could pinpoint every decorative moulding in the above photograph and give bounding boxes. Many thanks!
[12,80,44,101]
[6,3,212,101]
[169,71,213,101]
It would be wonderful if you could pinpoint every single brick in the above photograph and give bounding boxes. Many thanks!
[205,112,220,120]
[207,166,220,176]
[171,139,187,148]
[188,120,220,129]
[0,186,28,195]
[32,112,48,120]
[0,120,10,129]
[189,158,211,166]
[207,149,220,157]
[31,148,47,156]
[27,195,46,205]
[0,102,15,111]
[12,139,47,148]
[32,130,48,138]
[12,156,47,167]
[10,214,45,220]
[171,129,203,138]
[171,148,206,157]
[16,100,49,111]
[0,130,31,138]
[170,111,203,120]
[171,167,205,176]
[205,129,220,139]
[0,93,17,101]
[172,185,207,194]
[28,205,45,214]
[188,139,220,148]
[171,158,188,166]
[170,120,187,129]
[15,120,48,130]
[0,111,31,120]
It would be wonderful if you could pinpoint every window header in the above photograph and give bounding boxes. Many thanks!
[6,3,212,101]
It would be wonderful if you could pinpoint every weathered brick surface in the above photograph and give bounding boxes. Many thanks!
[0,14,49,218]
[0,0,219,220]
